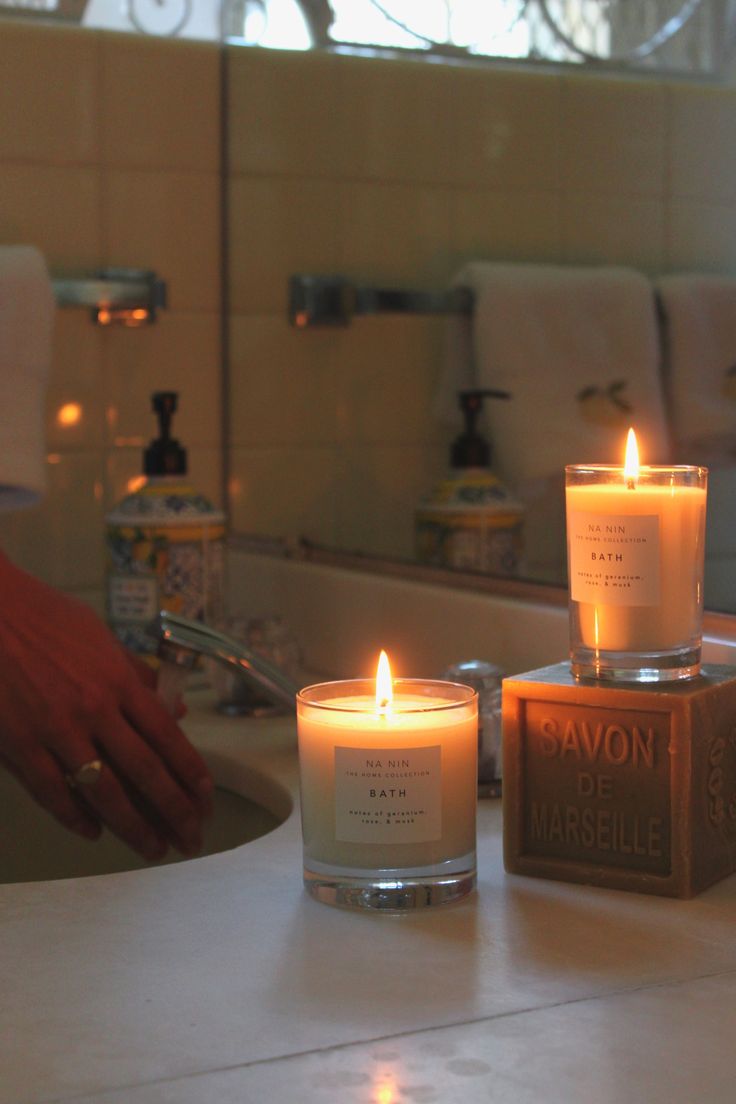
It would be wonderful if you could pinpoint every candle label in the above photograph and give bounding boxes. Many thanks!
[568,511,660,606]
[334,745,442,844]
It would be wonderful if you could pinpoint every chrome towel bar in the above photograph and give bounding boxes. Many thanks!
[289,274,473,328]
[52,267,166,325]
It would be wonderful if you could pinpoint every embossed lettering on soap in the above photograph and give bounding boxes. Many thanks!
[521,701,672,875]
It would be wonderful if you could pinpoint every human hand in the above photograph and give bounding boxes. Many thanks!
[0,552,212,861]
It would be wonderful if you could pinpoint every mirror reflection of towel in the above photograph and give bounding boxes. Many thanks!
[0,246,54,511]
[437,263,670,579]
[439,262,670,482]
[657,273,736,595]
[656,273,736,463]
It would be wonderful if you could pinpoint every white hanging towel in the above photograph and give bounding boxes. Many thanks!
[440,262,671,485]
[0,246,54,509]
[656,273,736,461]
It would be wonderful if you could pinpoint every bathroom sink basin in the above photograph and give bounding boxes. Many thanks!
[0,761,291,884]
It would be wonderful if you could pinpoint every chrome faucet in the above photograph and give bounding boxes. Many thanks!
[155,611,298,714]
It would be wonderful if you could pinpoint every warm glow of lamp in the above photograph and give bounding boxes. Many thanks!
[375,1081,396,1104]
[624,427,640,485]
[126,475,147,494]
[95,306,152,327]
[56,401,82,428]
[375,649,393,712]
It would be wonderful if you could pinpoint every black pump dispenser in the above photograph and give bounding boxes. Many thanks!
[451,388,510,469]
[143,391,187,476]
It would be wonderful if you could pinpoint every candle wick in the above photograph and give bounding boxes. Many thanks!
[378,697,390,710]
[626,477,636,491]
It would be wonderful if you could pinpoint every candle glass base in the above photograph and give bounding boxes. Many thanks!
[570,642,701,683]
[303,853,476,911]
[565,463,707,688]
[297,677,478,913]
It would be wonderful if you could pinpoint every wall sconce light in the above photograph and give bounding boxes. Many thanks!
[51,268,167,326]
[94,306,155,328]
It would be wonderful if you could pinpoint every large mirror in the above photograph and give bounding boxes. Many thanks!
[223,16,736,615]
[285,270,735,614]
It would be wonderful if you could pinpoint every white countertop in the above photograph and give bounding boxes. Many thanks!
[3,693,736,1104]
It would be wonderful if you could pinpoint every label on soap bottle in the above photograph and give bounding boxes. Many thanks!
[333,745,442,844]
[568,511,660,606]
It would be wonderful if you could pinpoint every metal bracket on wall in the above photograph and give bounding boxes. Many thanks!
[289,274,473,328]
[51,267,167,326]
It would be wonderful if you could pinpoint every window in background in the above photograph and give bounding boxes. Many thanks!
[1,0,734,77]
[230,0,736,77]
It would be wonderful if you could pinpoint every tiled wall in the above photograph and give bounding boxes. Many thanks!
[3,26,736,596]
[226,48,736,561]
[0,21,223,606]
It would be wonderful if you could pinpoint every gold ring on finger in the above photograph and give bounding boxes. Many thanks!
[66,759,104,788]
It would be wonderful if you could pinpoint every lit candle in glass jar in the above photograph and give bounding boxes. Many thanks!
[566,429,707,682]
[297,651,478,910]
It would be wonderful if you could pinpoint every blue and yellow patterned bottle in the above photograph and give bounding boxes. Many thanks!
[415,389,524,576]
[105,392,226,655]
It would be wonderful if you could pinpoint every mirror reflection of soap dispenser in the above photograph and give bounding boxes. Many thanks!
[105,391,227,655]
[415,389,524,576]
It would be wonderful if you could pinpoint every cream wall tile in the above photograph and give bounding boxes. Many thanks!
[450,67,562,191]
[0,451,106,590]
[0,22,99,165]
[104,448,152,506]
[669,84,736,202]
[451,187,561,265]
[104,445,224,512]
[336,53,458,184]
[0,164,101,269]
[562,192,665,272]
[334,316,448,446]
[228,175,341,315]
[335,444,447,560]
[227,47,345,177]
[46,311,105,452]
[228,445,337,543]
[561,75,666,197]
[0,26,228,597]
[338,181,452,289]
[185,446,224,509]
[101,33,220,172]
[229,314,338,447]
[103,169,220,312]
[666,200,736,272]
[103,311,221,448]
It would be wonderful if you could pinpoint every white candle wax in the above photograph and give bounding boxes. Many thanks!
[566,477,707,652]
[298,683,477,875]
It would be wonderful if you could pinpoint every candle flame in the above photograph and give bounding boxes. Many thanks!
[376,650,393,712]
[624,427,640,486]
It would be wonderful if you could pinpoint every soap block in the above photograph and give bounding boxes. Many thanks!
[502,662,736,898]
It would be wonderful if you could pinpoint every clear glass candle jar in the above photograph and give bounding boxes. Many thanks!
[297,678,478,910]
[565,463,707,682]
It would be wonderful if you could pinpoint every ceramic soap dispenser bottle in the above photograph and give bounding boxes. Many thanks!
[105,391,226,655]
[415,389,524,576]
